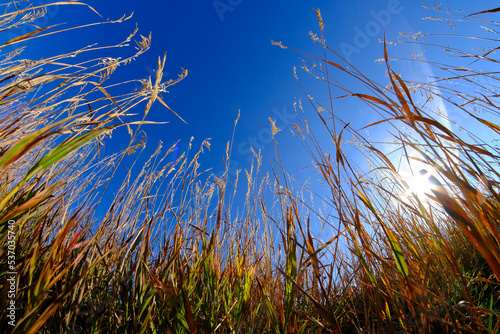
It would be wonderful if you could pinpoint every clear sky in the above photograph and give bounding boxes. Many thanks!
[11,0,499,218]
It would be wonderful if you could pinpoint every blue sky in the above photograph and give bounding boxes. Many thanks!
[10,0,499,218]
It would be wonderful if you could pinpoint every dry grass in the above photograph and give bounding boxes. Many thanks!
[1,1,500,333]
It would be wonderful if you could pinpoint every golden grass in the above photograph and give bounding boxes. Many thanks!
[1,1,500,333]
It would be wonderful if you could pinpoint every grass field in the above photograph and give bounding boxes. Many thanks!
[1,2,500,333]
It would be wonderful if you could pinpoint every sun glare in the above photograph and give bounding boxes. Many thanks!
[402,168,436,199]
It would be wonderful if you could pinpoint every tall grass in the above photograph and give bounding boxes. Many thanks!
[270,5,500,332]
[1,1,500,333]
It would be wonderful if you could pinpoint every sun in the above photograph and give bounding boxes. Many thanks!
[401,168,436,200]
